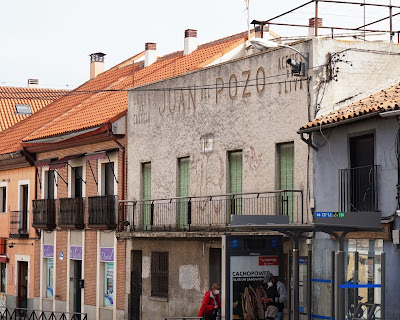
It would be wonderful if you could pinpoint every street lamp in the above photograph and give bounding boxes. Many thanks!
[250,38,309,76]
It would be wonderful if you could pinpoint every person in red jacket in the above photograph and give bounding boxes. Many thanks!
[198,283,221,320]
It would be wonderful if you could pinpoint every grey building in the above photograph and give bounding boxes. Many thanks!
[123,38,400,320]
[299,83,400,319]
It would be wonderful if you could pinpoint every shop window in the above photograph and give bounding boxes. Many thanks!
[151,251,168,298]
[0,263,6,293]
[46,258,54,298]
[104,262,114,307]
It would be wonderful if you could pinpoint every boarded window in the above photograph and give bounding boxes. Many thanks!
[151,252,168,298]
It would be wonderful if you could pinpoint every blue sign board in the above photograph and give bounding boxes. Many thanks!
[316,212,345,218]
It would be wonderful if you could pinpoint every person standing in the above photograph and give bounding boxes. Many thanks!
[198,283,221,320]
[263,271,287,320]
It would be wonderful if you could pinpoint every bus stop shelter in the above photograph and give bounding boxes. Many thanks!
[229,211,383,320]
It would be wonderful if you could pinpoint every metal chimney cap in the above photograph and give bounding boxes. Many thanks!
[89,52,106,63]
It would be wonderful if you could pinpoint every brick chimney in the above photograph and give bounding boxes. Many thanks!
[27,79,39,88]
[184,29,198,55]
[89,52,106,79]
[145,43,157,67]
[308,17,323,36]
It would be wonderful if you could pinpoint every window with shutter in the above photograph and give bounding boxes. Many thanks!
[142,163,151,230]
[277,142,294,221]
[228,151,243,216]
[178,157,190,229]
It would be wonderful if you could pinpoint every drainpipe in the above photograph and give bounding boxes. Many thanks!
[107,125,126,231]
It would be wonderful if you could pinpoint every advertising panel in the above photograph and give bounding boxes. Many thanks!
[231,255,279,319]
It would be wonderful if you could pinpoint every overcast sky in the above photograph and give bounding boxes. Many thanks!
[1,0,399,89]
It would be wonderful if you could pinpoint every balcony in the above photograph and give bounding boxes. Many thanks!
[9,211,29,238]
[32,199,57,230]
[88,195,117,229]
[119,190,303,232]
[59,198,85,229]
[339,165,379,212]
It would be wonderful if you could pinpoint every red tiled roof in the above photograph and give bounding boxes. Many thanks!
[0,31,249,155]
[0,86,68,132]
[299,82,400,132]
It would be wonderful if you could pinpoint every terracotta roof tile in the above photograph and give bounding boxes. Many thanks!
[0,31,249,154]
[299,83,400,132]
[0,86,68,132]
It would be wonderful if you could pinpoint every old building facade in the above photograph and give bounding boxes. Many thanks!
[125,38,400,320]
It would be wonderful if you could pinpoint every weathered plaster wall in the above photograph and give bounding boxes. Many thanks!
[127,238,217,320]
[312,39,400,117]
[128,40,312,223]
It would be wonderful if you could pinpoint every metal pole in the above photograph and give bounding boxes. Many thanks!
[363,0,366,41]
[288,252,292,320]
[335,237,345,320]
[381,252,386,320]
[315,0,318,37]
[354,251,359,317]
[331,251,335,320]
[390,2,393,43]
[293,246,300,320]
[307,247,312,320]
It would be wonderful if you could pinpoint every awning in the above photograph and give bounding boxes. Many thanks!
[85,151,107,161]
[0,255,8,263]
[49,162,66,170]
[34,159,55,168]
[58,153,85,162]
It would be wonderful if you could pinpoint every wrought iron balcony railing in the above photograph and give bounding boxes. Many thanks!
[32,199,57,230]
[339,165,379,212]
[9,210,29,238]
[118,190,303,232]
[88,195,117,229]
[59,198,85,229]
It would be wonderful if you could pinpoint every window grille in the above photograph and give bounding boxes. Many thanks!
[151,251,168,298]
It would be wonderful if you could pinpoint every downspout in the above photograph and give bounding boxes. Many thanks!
[107,124,126,231]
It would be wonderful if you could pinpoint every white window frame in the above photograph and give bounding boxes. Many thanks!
[15,255,30,300]
[98,152,118,196]
[41,166,57,200]
[0,181,8,214]
[18,179,30,230]
[68,158,86,198]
